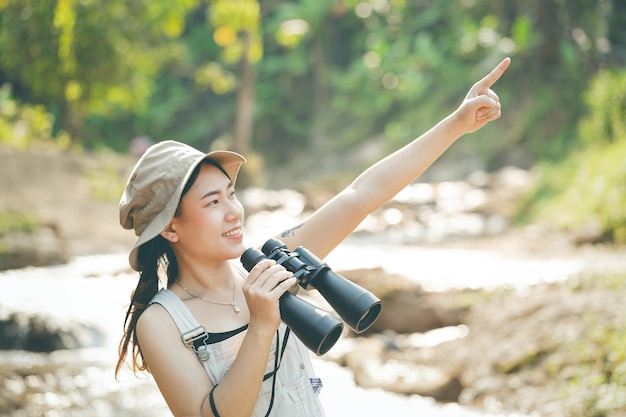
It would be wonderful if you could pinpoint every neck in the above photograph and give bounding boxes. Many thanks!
[173,263,242,314]
[175,260,234,292]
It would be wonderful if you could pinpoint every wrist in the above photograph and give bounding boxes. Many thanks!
[247,321,280,339]
[439,111,468,141]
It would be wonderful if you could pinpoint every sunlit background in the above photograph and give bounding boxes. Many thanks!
[1,0,625,416]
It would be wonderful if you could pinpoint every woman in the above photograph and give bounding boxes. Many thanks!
[116,57,511,417]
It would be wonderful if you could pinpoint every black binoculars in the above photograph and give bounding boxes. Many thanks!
[240,238,382,355]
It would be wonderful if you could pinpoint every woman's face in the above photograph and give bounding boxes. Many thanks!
[170,163,245,265]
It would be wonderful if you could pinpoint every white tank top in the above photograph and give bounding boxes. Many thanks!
[149,285,326,417]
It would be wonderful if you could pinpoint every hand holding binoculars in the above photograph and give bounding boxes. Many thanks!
[240,238,382,355]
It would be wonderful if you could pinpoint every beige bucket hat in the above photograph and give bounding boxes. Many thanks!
[119,140,246,271]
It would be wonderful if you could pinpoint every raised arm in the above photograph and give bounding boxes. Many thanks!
[277,58,511,258]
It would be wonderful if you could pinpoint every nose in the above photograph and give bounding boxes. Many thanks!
[225,197,244,220]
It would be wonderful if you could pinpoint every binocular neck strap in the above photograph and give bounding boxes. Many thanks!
[263,327,290,381]
[204,327,292,417]
[260,327,291,417]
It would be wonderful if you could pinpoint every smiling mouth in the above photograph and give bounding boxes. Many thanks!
[223,228,242,237]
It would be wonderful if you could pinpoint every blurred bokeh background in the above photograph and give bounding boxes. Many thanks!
[1,1,626,416]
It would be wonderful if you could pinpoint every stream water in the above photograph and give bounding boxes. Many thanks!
[5,235,622,417]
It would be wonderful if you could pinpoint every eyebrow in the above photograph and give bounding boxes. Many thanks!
[200,181,234,200]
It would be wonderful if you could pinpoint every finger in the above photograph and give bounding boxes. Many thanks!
[486,88,499,102]
[247,259,276,284]
[471,94,497,111]
[262,268,294,290]
[274,276,297,295]
[477,57,511,91]
[477,103,501,120]
[473,94,499,117]
[255,264,289,288]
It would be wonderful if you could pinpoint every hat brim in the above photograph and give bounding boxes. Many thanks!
[128,150,246,271]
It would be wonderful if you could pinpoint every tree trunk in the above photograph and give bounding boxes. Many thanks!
[309,32,330,151]
[60,99,83,146]
[233,31,255,156]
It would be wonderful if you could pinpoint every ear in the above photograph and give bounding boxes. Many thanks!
[160,222,179,243]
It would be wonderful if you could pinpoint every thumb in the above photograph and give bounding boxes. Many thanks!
[456,94,498,127]
[468,94,497,110]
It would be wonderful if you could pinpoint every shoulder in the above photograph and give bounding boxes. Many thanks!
[134,301,192,382]
[136,301,178,344]
[135,299,215,416]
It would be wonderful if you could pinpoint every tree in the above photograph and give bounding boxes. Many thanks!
[0,0,198,146]
[208,0,263,156]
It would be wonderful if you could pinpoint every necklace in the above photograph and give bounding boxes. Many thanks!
[174,274,240,313]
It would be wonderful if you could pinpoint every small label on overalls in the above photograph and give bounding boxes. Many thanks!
[310,377,323,396]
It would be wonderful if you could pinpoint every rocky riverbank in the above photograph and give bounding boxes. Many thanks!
[332,261,626,416]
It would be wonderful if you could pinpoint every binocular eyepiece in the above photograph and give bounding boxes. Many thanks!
[240,238,382,355]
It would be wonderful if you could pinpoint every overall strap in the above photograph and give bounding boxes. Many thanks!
[150,289,212,362]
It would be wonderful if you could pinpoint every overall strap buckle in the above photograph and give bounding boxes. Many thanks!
[182,326,210,362]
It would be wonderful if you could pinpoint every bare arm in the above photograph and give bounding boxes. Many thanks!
[277,58,511,258]
[137,260,296,417]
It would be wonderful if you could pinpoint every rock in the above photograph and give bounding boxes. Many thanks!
[0,147,136,261]
[337,267,471,334]
[0,308,105,352]
[335,333,464,402]
[367,289,466,334]
[0,225,69,271]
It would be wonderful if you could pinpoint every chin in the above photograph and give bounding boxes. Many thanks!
[228,243,247,260]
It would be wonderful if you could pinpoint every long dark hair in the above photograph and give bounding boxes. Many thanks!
[115,159,231,377]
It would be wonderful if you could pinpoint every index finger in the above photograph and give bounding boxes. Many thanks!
[477,57,511,90]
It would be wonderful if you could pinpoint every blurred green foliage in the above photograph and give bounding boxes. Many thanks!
[0,84,70,149]
[0,0,197,145]
[1,0,617,156]
[518,69,626,243]
[568,318,626,416]
[564,272,626,416]
[82,150,130,202]
[579,70,626,147]
[0,0,625,241]
[0,209,36,234]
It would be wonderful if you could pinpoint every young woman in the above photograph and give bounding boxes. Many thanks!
[116,57,511,417]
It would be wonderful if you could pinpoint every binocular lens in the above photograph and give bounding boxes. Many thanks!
[310,271,382,333]
[279,292,344,356]
[240,249,266,272]
[357,303,382,332]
